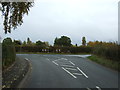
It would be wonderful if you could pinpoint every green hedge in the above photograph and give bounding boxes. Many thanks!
[2,38,16,70]
[15,45,92,54]
[92,44,119,61]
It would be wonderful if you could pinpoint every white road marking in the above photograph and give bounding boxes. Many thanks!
[62,67,77,78]
[61,58,68,60]
[25,58,29,61]
[77,67,88,78]
[65,68,78,71]
[52,61,59,66]
[54,58,68,61]
[86,88,91,90]
[73,73,82,75]
[61,65,74,67]
[69,61,75,66]
[96,86,101,90]
[46,58,50,61]
[53,59,61,62]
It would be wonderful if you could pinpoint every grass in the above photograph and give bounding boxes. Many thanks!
[87,55,119,71]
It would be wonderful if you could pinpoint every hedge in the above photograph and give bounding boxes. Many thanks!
[2,38,16,70]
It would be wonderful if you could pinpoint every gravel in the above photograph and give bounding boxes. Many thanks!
[2,57,29,88]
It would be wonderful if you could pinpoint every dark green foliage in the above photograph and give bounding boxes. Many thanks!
[54,36,72,47]
[36,40,43,46]
[27,37,32,45]
[0,2,34,33]
[15,46,45,52]
[14,40,22,45]
[87,41,119,61]
[15,46,92,54]
[70,46,92,54]
[36,40,47,47]
[82,37,86,46]
[2,38,16,70]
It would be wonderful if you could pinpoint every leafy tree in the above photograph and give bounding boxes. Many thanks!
[54,37,58,46]
[23,41,27,45]
[2,38,13,45]
[54,36,72,47]
[75,44,78,47]
[82,37,86,46]
[36,40,48,47]
[44,42,49,47]
[14,40,22,45]
[36,40,44,46]
[0,2,34,33]
[27,37,32,45]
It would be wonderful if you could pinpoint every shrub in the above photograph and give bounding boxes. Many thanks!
[2,38,16,70]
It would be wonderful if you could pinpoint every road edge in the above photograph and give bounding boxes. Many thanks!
[17,59,32,88]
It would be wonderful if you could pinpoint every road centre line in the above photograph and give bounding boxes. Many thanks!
[65,68,78,71]
[62,67,77,78]
[96,86,101,90]
[77,67,88,78]
[61,65,74,67]
[52,61,59,66]
[69,61,75,66]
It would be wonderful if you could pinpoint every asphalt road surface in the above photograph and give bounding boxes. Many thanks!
[17,54,118,89]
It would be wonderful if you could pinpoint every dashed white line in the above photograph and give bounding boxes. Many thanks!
[77,67,88,78]
[65,68,78,71]
[61,65,74,67]
[62,67,77,78]
[69,61,75,66]
[52,61,59,66]
[96,86,101,90]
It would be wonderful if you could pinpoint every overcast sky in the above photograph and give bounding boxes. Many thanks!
[0,0,119,45]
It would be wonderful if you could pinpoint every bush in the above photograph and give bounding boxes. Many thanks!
[2,38,16,70]
[15,45,92,54]
[91,42,119,61]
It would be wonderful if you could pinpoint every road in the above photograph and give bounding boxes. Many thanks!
[17,54,118,89]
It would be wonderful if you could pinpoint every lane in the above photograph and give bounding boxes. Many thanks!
[17,54,118,88]
[61,55,118,88]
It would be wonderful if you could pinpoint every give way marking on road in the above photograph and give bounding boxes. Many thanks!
[51,57,88,79]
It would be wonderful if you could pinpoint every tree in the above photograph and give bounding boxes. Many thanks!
[75,44,78,47]
[36,40,47,47]
[0,2,34,33]
[23,41,27,45]
[14,40,22,45]
[54,36,72,47]
[27,37,32,45]
[36,40,43,46]
[82,37,86,46]
[54,37,58,46]
[44,42,49,47]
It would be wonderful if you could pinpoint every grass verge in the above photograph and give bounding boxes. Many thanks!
[87,55,119,71]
